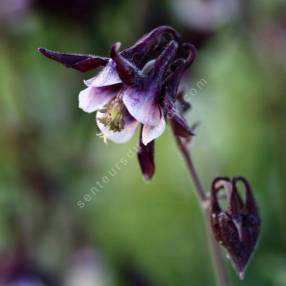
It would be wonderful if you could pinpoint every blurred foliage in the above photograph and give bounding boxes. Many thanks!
[0,0,286,285]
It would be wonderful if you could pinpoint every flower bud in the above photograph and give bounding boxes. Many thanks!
[210,176,261,279]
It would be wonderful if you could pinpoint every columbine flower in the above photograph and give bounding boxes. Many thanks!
[38,26,196,179]
[210,176,261,279]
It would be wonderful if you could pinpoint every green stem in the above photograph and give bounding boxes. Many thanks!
[174,135,230,286]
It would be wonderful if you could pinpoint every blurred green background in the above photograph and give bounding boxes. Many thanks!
[1,0,286,285]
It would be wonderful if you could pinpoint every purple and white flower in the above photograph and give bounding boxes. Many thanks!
[38,26,196,179]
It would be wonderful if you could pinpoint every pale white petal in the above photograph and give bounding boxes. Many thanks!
[142,115,166,145]
[78,86,117,113]
[84,60,122,87]
[96,112,138,144]
[122,86,161,126]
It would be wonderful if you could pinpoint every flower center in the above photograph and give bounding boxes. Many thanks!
[98,96,126,132]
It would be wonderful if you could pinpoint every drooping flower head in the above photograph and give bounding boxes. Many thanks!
[210,176,261,279]
[38,26,196,179]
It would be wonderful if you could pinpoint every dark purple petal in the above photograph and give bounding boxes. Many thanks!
[164,43,197,100]
[163,61,185,102]
[228,179,244,218]
[151,40,179,81]
[170,112,194,138]
[38,48,109,72]
[233,177,261,267]
[137,127,155,180]
[233,177,259,216]
[164,94,193,138]
[110,42,141,85]
[181,43,197,69]
[218,212,246,274]
[210,177,231,242]
[177,91,191,113]
[122,26,180,66]
[160,44,196,139]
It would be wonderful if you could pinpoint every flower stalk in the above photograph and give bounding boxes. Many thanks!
[173,134,230,286]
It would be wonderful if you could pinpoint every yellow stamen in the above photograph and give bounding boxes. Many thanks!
[97,132,109,144]
[98,96,125,132]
